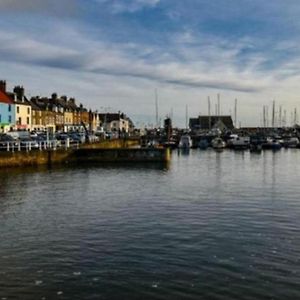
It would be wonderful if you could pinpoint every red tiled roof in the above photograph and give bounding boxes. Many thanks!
[0,90,13,104]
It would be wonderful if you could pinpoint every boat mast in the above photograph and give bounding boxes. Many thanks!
[208,96,211,130]
[279,105,282,128]
[155,89,159,128]
[185,104,188,131]
[234,98,237,128]
[217,93,220,117]
[272,100,275,128]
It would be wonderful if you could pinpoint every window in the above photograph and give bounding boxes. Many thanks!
[8,116,12,123]
[8,104,11,112]
[27,107,30,115]
[27,117,30,125]
[18,117,21,125]
[17,106,19,114]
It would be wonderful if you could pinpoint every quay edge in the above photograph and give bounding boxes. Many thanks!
[0,140,170,168]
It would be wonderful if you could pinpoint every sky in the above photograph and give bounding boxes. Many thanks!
[1,0,300,127]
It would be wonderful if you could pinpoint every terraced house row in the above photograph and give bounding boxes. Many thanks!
[0,80,134,134]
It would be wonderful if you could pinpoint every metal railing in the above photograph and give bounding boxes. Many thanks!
[0,139,80,152]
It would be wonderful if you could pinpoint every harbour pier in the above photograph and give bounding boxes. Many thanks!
[0,139,170,168]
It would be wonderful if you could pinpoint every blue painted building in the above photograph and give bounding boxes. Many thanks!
[0,80,15,132]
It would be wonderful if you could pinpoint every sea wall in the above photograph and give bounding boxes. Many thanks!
[0,149,73,168]
[81,138,140,149]
[0,139,169,168]
[74,148,170,163]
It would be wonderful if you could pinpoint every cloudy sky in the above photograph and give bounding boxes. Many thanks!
[1,0,300,127]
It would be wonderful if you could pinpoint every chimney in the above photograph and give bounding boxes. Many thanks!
[68,98,75,105]
[51,93,57,101]
[13,86,25,101]
[61,95,67,103]
[0,80,7,93]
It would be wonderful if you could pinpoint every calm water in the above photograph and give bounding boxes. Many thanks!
[0,149,300,300]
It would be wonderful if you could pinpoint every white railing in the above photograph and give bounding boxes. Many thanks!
[0,139,80,152]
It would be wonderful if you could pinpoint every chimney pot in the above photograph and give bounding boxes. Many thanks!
[0,80,7,93]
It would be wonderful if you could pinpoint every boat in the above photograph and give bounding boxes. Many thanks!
[179,135,192,149]
[262,137,281,150]
[283,137,299,148]
[211,137,226,149]
[228,135,250,150]
[198,139,209,150]
[163,140,177,149]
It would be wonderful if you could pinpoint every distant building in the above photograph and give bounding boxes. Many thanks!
[189,115,234,131]
[10,86,32,131]
[59,96,73,132]
[78,103,89,129]
[99,112,132,133]
[89,110,100,132]
[1,79,134,135]
[0,80,15,132]
[30,98,44,131]
[30,96,56,132]
[30,94,90,132]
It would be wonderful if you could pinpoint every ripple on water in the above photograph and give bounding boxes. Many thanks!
[0,150,300,299]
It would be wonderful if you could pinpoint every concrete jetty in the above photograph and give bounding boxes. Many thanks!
[0,139,170,168]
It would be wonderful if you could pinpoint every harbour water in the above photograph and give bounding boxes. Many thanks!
[0,149,300,299]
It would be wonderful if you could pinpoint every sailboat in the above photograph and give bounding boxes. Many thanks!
[179,104,192,148]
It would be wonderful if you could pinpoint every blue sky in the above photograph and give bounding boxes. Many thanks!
[1,0,300,127]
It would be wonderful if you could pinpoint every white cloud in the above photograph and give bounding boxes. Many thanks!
[1,17,300,126]
[95,0,160,13]
[0,27,269,94]
[0,0,77,15]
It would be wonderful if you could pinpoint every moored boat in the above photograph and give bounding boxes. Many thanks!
[283,137,299,148]
[228,135,250,150]
[262,138,282,150]
[212,137,226,149]
[198,139,209,150]
[179,135,192,149]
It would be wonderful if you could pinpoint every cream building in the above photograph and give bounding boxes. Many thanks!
[13,86,32,131]
[99,113,130,133]
[64,111,74,131]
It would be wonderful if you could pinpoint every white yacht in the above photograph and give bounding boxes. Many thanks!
[229,135,250,149]
[179,135,192,148]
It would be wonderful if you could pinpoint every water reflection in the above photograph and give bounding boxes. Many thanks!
[0,150,300,300]
[177,148,190,156]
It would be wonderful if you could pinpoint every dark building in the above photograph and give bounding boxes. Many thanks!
[189,115,234,131]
